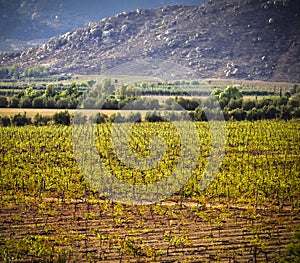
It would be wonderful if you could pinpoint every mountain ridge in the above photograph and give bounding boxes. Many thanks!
[1,0,300,82]
[0,0,206,52]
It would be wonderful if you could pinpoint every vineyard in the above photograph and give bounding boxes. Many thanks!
[0,120,300,262]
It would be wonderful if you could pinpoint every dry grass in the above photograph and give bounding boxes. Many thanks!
[0,108,74,118]
[0,108,152,118]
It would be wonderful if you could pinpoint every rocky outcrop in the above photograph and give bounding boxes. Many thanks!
[1,0,300,82]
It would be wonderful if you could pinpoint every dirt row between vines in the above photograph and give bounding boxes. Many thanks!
[0,198,299,262]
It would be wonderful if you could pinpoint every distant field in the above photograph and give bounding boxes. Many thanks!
[0,74,163,87]
[1,75,298,89]
[204,78,299,89]
[75,74,163,85]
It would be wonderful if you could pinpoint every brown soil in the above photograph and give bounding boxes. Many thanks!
[0,197,298,262]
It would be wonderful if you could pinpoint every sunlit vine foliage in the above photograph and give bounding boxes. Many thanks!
[0,120,299,207]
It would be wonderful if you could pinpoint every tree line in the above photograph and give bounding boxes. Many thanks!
[0,65,50,80]
[177,85,300,121]
[0,81,299,124]
[0,111,71,127]
[0,65,70,81]
[0,83,83,109]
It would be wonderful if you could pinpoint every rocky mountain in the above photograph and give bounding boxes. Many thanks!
[0,0,206,52]
[1,0,300,82]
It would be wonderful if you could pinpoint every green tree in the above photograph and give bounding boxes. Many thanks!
[164,111,181,121]
[0,67,9,79]
[242,100,256,111]
[11,113,31,126]
[218,96,230,109]
[0,116,11,126]
[288,93,300,108]
[246,108,262,121]
[145,111,164,122]
[45,98,56,108]
[56,98,70,109]
[102,78,115,94]
[45,84,56,97]
[256,98,273,109]
[193,106,207,121]
[290,84,299,95]
[164,97,176,110]
[108,113,124,123]
[280,106,291,120]
[118,97,135,109]
[68,98,80,109]
[53,111,71,125]
[229,108,246,121]
[203,97,218,109]
[227,98,242,110]
[211,88,222,97]
[24,87,38,99]
[73,113,87,125]
[0,65,20,79]
[217,85,243,109]
[9,65,20,79]
[19,97,32,108]
[264,105,278,119]
[191,80,200,85]
[146,98,160,110]
[83,97,96,109]
[32,96,45,108]
[219,85,243,100]
[9,96,20,108]
[103,99,119,109]
[23,65,48,78]
[126,112,141,123]
[177,97,198,110]
[292,107,300,118]
[273,96,288,106]
[92,113,108,124]
[0,96,8,107]
[33,113,51,126]
[141,82,149,89]
[65,82,79,97]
